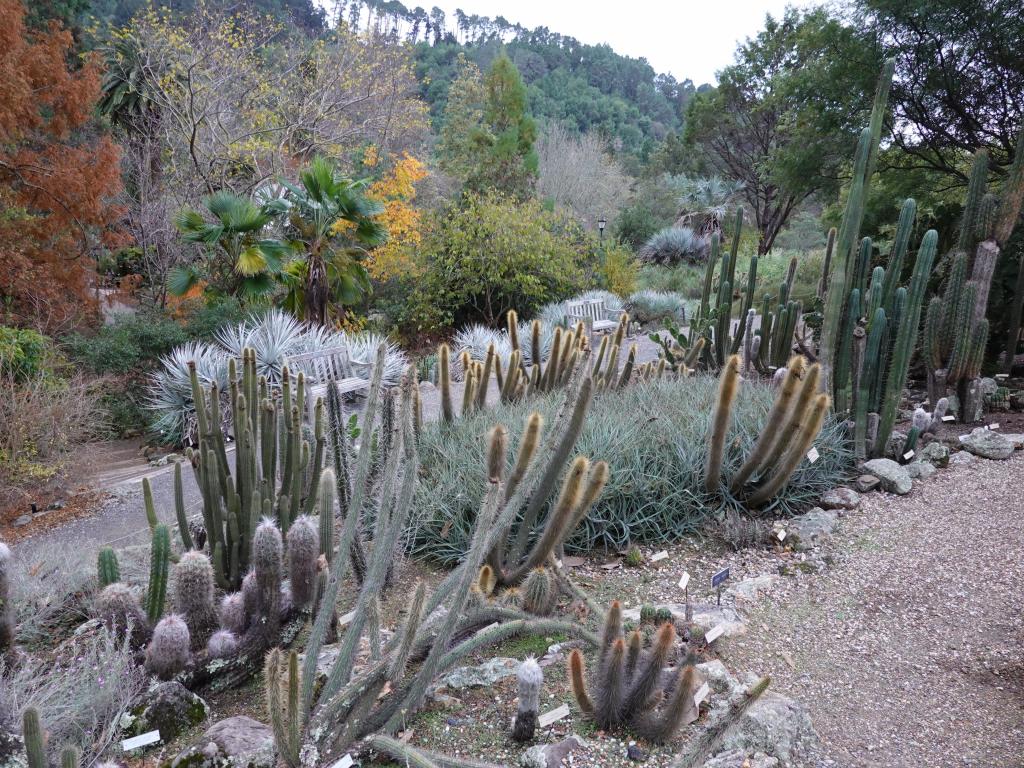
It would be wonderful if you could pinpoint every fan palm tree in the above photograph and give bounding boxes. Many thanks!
[170,192,290,299]
[671,175,745,237]
[266,157,386,326]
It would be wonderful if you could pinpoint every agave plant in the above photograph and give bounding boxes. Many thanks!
[512,320,557,368]
[451,325,513,380]
[148,342,228,444]
[339,331,408,388]
[626,290,687,325]
[638,227,709,266]
[214,309,311,386]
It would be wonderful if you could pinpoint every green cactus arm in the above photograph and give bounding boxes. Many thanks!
[747,393,830,507]
[142,477,158,531]
[146,524,170,624]
[731,254,758,355]
[854,308,887,459]
[23,708,47,768]
[995,127,1024,245]
[880,199,917,310]
[698,233,720,324]
[705,355,740,493]
[818,227,837,300]
[958,150,990,254]
[97,546,120,588]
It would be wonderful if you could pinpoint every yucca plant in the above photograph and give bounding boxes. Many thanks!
[638,226,709,266]
[148,341,229,444]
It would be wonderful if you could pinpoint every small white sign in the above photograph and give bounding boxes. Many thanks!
[650,550,669,562]
[330,755,354,768]
[989,423,1001,430]
[903,450,915,460]
[122,731,160,751]
[942,415,955,423]
[995,373,1009,380]
[958,434,967,442]
[677,572,690,590]
[338,610,356,628]
[777,529,787,542]
[705,624,725,644]
[806,447,820,463]
[538,703,570,727]
[693,682,711,706]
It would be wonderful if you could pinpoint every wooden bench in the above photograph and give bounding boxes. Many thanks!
[565,299,622,338]
[282,346,370,422]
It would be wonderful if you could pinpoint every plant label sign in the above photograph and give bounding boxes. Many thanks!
[122,731,161,751]
[711,567,730,589]
[705,624,725,644]
[806,447,820,463]
[678,572,690,590]
[650,550,669,562]
[942,415,955,422]
[693,682,711,706]
[777,529,787,542]
[995,373,1009,380]
[538,703,570,727]
[903,450,915,461]
[988,423,1001,430]
[330,755,354,768]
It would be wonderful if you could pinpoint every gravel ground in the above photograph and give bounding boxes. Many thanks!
[724,452,1024,767]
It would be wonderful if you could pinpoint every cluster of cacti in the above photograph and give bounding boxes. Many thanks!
[752,260,802,375]
[511,657,544,742]
[901,397,949,457]
[271,364,602,766]
[926,137,1024,417]
[21,707,96,768]
[182,347,327,591]
[1,542,14,658]
[703,355,830,507]
[568,600,697,743]
[94,522,170,646]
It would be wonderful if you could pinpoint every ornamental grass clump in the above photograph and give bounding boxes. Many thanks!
[412,375,851,560]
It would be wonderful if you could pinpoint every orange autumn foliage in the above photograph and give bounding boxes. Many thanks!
[365,152,427,281]
[0,0,124,331]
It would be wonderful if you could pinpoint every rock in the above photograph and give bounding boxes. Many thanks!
[626,743,648,761]
[695,660,737,695]
[172,716,274,768]
[854,474,880,493]
[905,461,936,480]
[960,427,1014,460]
[820,487,860,510]
[950,450,975,465]
[13,515,31,527]
[438,657,519,690]
[133,682,208,743]
[862,459,912,495]
[520,736,584,768]
[1002,433,1024,449]
[884,430,907,459]
[918,442,949,468]
[979,377,998,396]
[716,691,819,765]
[623,604,746,638]
[726,575,780,602]
[788,508,837,550]
[703,750,780,768]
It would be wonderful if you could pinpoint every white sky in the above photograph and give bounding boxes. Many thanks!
[396,0,810,85]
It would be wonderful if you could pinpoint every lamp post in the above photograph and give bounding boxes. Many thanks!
[597,216,606,244]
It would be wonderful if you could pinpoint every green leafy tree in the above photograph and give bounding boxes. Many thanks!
[438,52,538,198]
[268,157,386,326]
[411,192,586,330]
[684,8,878,253]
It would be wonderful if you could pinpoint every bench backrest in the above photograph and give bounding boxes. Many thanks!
[566,299,607,322]
[283,346,352,383]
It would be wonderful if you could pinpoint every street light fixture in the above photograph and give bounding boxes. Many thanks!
[597,216,607,243]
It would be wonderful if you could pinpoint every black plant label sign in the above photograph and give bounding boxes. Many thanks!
[711,567,730,589]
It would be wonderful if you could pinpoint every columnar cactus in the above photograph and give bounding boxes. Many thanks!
[97,546,120,589]
[96,582,149,645]
[512,657,544,742]
[173,550,218,650]
[520,567,556,616]
[265,648,302,768]
[146,614,191,680]
[705,355,740,493]
[207,629,239,658]
[1,542,15,657]
[569,601,697,743]
[286,515,319,609]
[248,519,283,647]
[23,707,46,768]
[146,524,170,625]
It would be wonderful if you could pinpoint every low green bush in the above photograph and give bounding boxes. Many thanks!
[62,311,187,375]
[0,327,56,382]
[410,376,852,563]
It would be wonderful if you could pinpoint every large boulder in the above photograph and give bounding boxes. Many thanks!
[170,716,274,768]
[788,508,837,550]
[862,459,912,495]
[960,427,1015,460]
[917,442,949,468]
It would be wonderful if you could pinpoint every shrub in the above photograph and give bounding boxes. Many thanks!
[636,263,707,298]
[62,310,187,375]
[595,242,638,296]
[0,624,147,764]
[410,377,852,562]
[0,327,54,382]
[626,290,687,325]
[182,296,250,341]
[638,226,709,266]
[409,192,586,331]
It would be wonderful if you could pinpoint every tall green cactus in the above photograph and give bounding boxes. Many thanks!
[266,648,302,768]
[23,707,46,768]
[146,524,170,624]
[97,546,120,588]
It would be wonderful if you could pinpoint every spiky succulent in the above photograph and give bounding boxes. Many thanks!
[638,226,709,266]
[146,614,191,680]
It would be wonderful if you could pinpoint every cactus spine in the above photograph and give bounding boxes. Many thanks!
[23,707,46,768]
[173,550,218,650]
[145,613,191,679]
[265,648,302,768]
[705,355,740,492]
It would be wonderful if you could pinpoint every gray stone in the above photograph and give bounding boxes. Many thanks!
[726,575,780,602]
[13,515,31,527]
[717,692,819,765]
[621,604,747,638]
[820,487,860,510]
[788,508,837,550]
[854,474,881,493]
[133,681,208,743]
[960,427,1014,460]
[979,377,998,396]
[172,716,274,768]
[1002,433,1024,449]
[862,458,913,495]
[884,430,908,459]
[695,660,737,695]
[438,657,519,690]
[918,442,949,468]
[950,450,975,465]
[905,460,936,480]
[520,736,584,768]
[703,750,780,768]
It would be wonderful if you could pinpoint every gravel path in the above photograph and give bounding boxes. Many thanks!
[724,452,1024,767]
